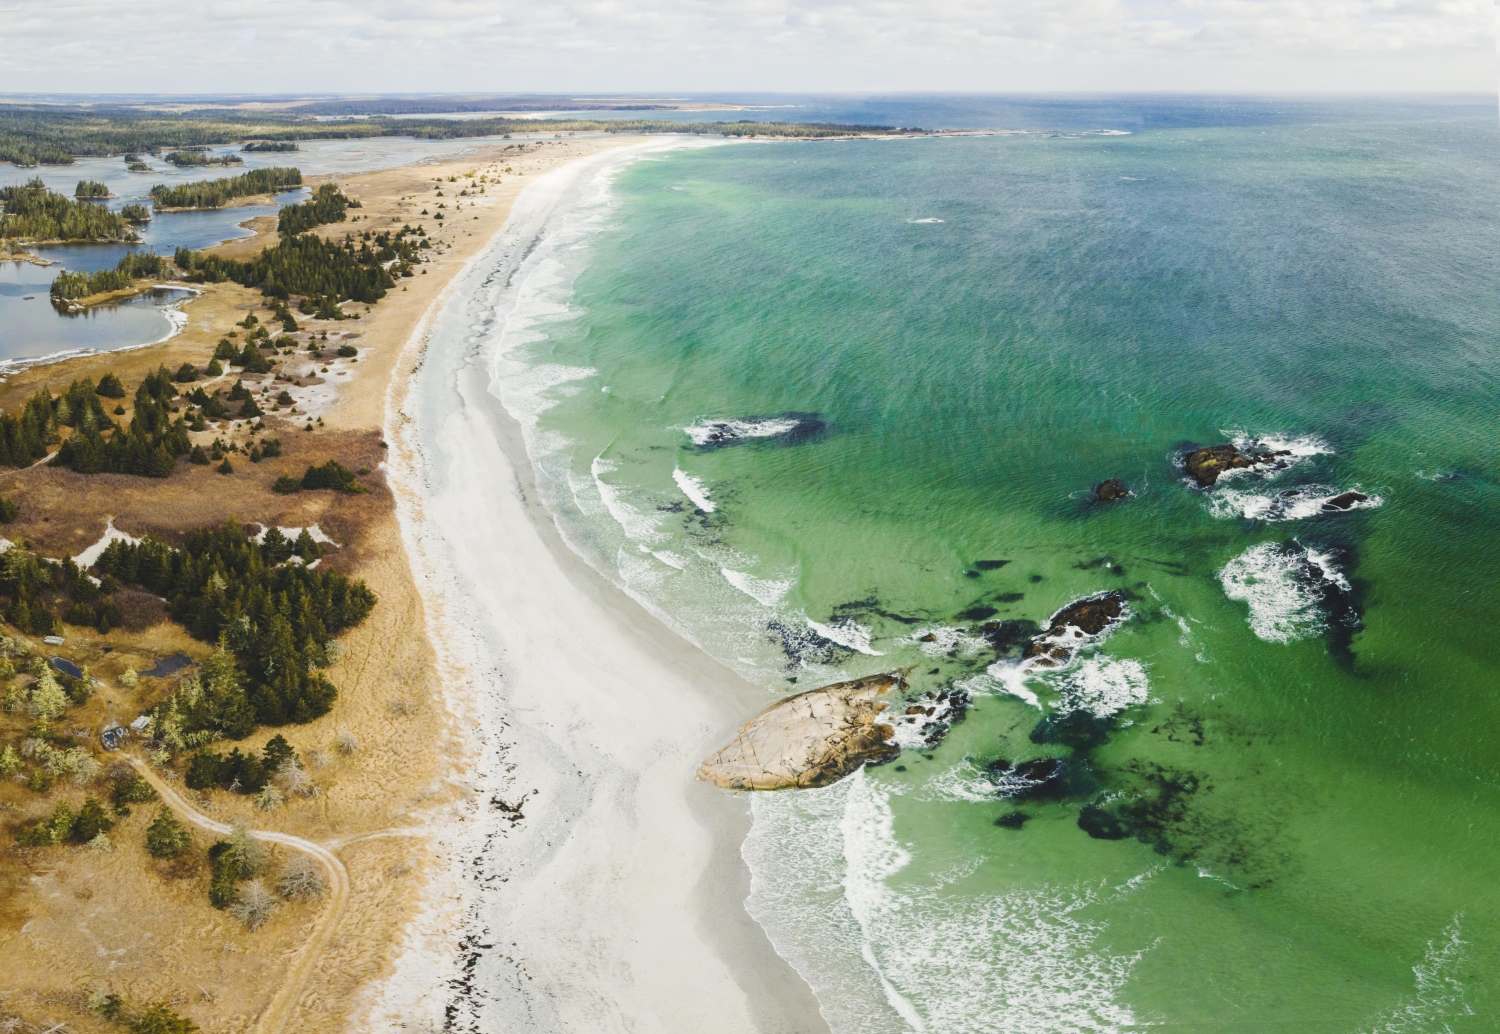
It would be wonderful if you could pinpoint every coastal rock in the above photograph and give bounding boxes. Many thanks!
[1322,491,1368,512]
[1093,479,1130,502]
[1021,592,1127,667]
[1182,443,1291,488]
[697,673,906,791]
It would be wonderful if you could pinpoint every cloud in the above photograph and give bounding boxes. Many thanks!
[0,0,1491,93]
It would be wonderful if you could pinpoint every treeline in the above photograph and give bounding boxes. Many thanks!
[74,179,109,198]
[277,183,357,236]
[50,251,168,303]
[150,167,302,210]
[0,104,914,166]
[99,522,377,727]
[244,140,298,152]
[0,178,133,242]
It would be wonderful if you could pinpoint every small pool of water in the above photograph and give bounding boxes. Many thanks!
[0,259,193,367]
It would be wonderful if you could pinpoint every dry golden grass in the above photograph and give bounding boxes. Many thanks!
[0,134,640,1033]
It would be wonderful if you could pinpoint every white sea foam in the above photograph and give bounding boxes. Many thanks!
[1049,656,1151,718]
[747,770,1152,1034]
[919,759,1003,802]
[684,416,800,446]
[1210,483,1383,521]
[1361,917,1471,1034]
[907,217,945,224]
[1219,541,1345,643]
[899,626,989,657]
[809,617,883,656]
[590,455,665,545]
[721,566,794,607]
[671,467,716,512]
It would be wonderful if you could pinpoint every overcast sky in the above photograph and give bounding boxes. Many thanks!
[1,0,1493,95]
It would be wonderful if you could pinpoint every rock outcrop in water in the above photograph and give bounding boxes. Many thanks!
[1021,592,1126,668]
[1322,491,1368,511]
[697,673,905,791]
[1182,442,1292,488]
[1093,479,1130,502]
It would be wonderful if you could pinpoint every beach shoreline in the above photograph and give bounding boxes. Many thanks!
[371,139,830,1033]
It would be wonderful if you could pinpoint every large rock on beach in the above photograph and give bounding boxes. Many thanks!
[1182,443,1291,488]
[697,673,905,791]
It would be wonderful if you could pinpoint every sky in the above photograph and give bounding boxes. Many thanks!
[0,0,1494,95]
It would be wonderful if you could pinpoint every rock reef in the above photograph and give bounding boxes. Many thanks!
[1182,442,1292,488]
[697,673,905,791]
[1093,479,1129,502]
[1021,592,1126,668]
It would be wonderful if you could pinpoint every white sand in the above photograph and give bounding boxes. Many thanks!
[368,142,828,1033]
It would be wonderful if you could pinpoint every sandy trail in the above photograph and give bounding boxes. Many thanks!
[125,756,397,1034]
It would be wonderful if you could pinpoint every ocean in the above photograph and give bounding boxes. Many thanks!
[481,97,1500,1032]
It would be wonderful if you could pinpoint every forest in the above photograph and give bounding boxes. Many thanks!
[243,140,298,152]
[175,222,426,304]
[164,149,243,167]
[49,251,168,303]
[0,178,134,242]
[149,167,302,209]
[276,183,358,236]
[50,367,193,476]
[74,179,109,198]
[0,103,905,165]
[97,523,377,728]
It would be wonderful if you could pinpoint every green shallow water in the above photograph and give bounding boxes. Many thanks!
[492,101,1500,1031]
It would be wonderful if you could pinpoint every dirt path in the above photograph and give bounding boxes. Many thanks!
[126,756,369,1034]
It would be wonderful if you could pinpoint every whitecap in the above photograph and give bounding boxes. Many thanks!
[809,617,883,656]
[906,217,945,224]
[591,455,665,545]
[685,416,800,447]
[1210,484,1383,522]
[1219,541,1346,643]
[672,467,716,512]
[721,567,794,607]
[1361,917,1471,1034]
[1049,656,1150,718]
[899,626,988,657]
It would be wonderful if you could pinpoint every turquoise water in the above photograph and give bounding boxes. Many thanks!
[491,100,1500,1031]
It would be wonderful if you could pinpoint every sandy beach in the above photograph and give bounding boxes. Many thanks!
[371,141,829,1033]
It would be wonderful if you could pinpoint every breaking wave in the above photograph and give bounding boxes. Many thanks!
[1218,541,1351,643]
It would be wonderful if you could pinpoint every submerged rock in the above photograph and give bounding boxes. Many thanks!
[1322,491,1369,512]
[1093,479,1130,502]
[995,811,1031,829]
[697,673,905,791]
[1182,443,1292,488]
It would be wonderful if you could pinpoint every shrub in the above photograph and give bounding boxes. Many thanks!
[174,363,198,382]
[73,796,114,842]
[301,460,361,493]
[145,807,190,857]
[230,880,279,930]
[213,339,236,361]
[276,855,327,900]
[336,344,358,358]
[130,1002,200,1034]
[119,666,138,687]
[111,773,157,814]
[189,445,210,465]
[0,496,16,523]
[96,372,127,397]
[253,784,284,810]
[335,729,358,756]
[272,474,301,494]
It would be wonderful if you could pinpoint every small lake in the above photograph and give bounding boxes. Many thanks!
[0,259,194,367]
[0,136,513,367]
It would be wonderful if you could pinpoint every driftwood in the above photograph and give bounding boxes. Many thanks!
[697,673,905,791]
